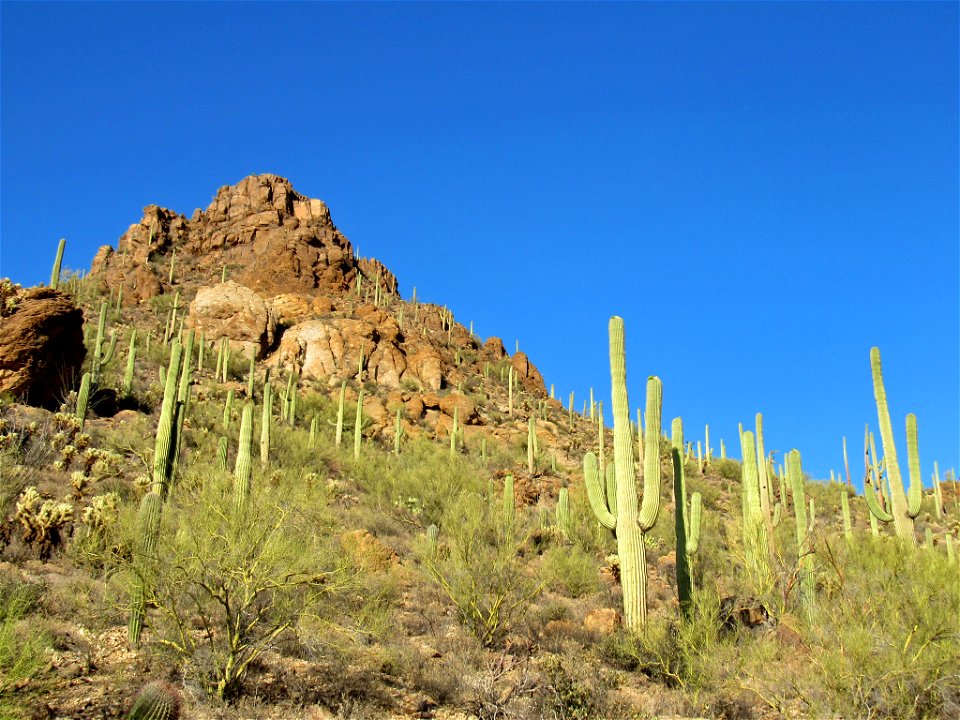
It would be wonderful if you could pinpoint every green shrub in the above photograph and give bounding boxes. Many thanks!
[542,545,600,598]
[137,480,352,701]
[0,575,48,712]
[417,491,543,647]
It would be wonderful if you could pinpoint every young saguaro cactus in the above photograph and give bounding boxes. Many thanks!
[75,372,92,428]
[152,343,183,498]
[671,417,702,615]
[50,238,66,290]
[870,347,921,543]
[556,487,572,540]
[787,450,815,609]
[260,381,272,469]
[585,316,662,630]
[234,403,254,511]
[122,329,138,397]
[741,430,771,590]
[128,490,163,646]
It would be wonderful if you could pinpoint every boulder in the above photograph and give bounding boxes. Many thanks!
[439,393,479,424]
[482,336,507,360]
[583,608,621,634]
[510,351,547,396]
[406,345,442,390]
[185,282,277,359]
[0,287,85,408]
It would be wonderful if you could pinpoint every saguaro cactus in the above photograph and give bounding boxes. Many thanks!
[870,347,920,543]
[741,430,771,590]
[335,381,346,447]
[671,417,702,615]
[152,343,183,498]
[234,403,254,511]
[584,317,662,630]
[260,381,272,469]
[353,389,364,460]
[787,450,815,609]
[128,490,163,646]
[556,487,571,539]
[122,329,138,397]
[75,372,91,428]
[50,238,66,290]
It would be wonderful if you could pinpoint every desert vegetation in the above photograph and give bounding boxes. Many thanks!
[0,200,957,720]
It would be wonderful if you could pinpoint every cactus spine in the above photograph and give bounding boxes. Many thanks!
[75,372,91,427]
[234,403,254,511]
[50,238,66,289]
[672,417,702,615]
[870,347,919,543]
[152,343,183,498]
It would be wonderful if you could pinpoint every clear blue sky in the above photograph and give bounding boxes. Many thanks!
[2,2,957,485]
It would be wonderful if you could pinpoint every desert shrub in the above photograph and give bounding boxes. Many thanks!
[139,480,353,701]
[356,437,485,527]
[0,575,48,708]
[713,457,742,482]
[417,490,544,647]
[542,545,600,598]
[798,536,960,719]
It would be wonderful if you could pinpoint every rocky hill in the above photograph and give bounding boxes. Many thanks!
[0,175,956,720]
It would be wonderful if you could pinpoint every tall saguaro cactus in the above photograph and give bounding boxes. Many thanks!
[671,417,702,615]
[128,490,163,646]
[787,450,815,609]
[741,430,771,590]
[594,316,662,630]
[152,343,183,498]
[870,347,920,543]
[50,238,66,289]
[235,403,254,511]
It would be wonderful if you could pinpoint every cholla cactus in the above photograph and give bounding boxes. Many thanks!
[81,493,120,534]
[70,471,89,500]
[15,487,74,560]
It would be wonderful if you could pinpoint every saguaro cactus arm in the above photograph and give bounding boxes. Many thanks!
[583,452,616,530]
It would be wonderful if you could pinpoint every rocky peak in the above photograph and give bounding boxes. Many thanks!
[91,174,398,301]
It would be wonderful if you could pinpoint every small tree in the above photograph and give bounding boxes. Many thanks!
[138,485,350,701]
[418,490,543,648]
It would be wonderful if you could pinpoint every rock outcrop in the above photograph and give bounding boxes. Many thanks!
[90,174,398,301]
[185,282,277,360]
[0,286,85,408]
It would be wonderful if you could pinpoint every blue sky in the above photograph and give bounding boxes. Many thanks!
[2,2,957,485]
